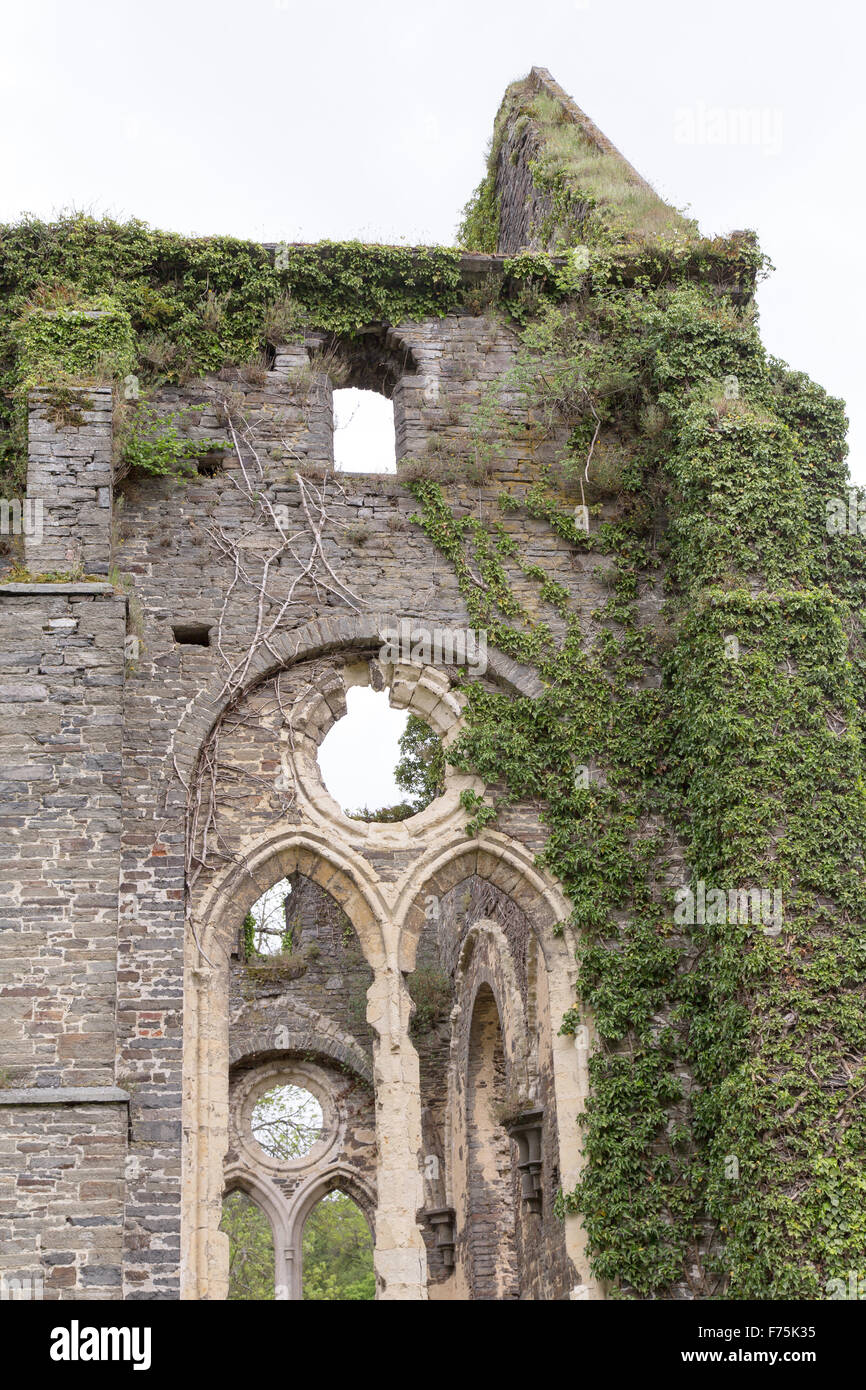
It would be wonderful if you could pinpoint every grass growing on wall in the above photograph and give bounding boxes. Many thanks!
[459,74,699,254]
[407,239,866,1298]
[0,215,464,491]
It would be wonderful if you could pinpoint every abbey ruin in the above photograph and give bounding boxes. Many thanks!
[0,68,863,1302]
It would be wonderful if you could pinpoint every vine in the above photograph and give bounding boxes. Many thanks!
[407,241,866,1299]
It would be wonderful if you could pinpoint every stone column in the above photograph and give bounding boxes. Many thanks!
[26,386,113,577]
[366,963,429,1300]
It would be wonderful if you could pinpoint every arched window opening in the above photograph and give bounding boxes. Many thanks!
[466,984,519,1300]
[302,1190,375,1301]
[242,876,297,957]
[221,1190,276,1301]
[250,1083,324,1161]
[333,388,396,474]
[317,687,444,823]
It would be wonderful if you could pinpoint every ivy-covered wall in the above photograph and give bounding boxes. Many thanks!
[0,223,463,492]
[1,66,863,1302]
[441,76,866,1296]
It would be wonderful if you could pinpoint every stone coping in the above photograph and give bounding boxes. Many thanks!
[0,1086,130,1106]
[0,583,117,595]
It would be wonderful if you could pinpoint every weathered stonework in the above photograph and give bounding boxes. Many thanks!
[0,246,603,1297]
[25,388,113,577]
[4,67,848,1305]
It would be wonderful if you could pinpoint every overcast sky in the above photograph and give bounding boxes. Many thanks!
[2,0,863,478]
[3,1,864,805]
[318,687,408,811]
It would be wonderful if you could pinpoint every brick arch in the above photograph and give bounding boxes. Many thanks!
[317,323,420,397]
[394,831,573,975]
[228,1026,374,1088]
[167,612,543,794]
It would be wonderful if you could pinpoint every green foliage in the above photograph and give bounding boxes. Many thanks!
[119,403,228,479]
[407,964,453,1035]
[347,712,445,822]
[405,245,866,1299]
[221,1190,275,1301]
[347,800,419,823]
[394,713,446,808]
[0,215,464,486]
[302,1193,375,1300]
[457,145,500,252]
[276,242,462,335]
[242,911,257,961]
[222,1188,376,1302]
[14,296,136,387]
[251,1084,323,1161]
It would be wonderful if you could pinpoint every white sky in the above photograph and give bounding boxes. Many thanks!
[334,389,396,473]
[1,0,863,478]
[317,687,409,812]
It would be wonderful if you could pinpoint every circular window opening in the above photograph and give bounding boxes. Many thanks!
[317,687,445,822]
[251,1083,324,1161]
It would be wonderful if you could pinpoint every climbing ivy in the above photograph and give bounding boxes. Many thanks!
[0,216,465,491]
[119,403,229,479]
[1,180,862,1301]
[407,240,866,1299]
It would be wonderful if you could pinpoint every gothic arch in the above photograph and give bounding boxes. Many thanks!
[285,1166,378,1301]
[461,982,519,1300]
[194,830,389,969]
[394,830,576,974]
[221,1170,286,1297]
[395,833,595,1296]
[183,831,387,1301]
[452,918,534,1101]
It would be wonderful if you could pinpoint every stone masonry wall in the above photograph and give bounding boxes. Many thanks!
[2,290,600,1299]
[25,388,113,577]
[0,582,127,1297]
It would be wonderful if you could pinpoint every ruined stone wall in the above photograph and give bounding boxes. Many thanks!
[0,581,127,1297]
[24,390,113,578]
[0,284,600,1300]
[0,57,855,1305]
[493,67,660,255]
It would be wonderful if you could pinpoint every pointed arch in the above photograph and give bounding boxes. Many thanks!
[194,828,390,969]
[286,1165,378,1301]
[183,831,388,1301]
[394,830,576,974]
[220,1171,284,1300]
